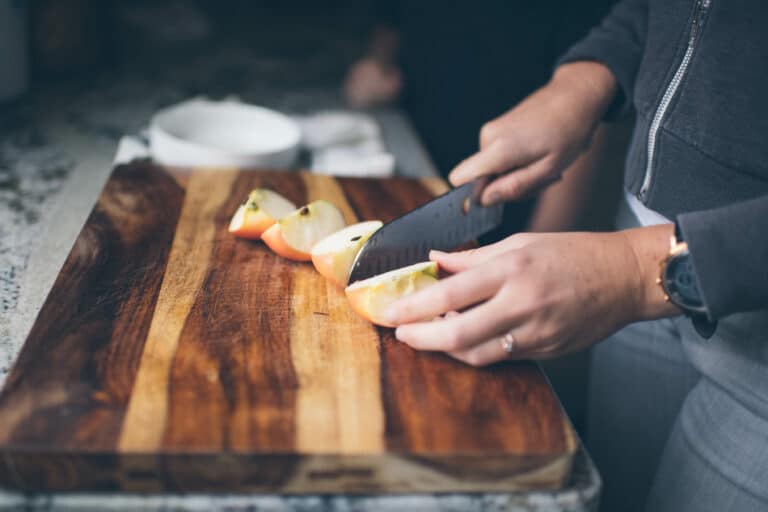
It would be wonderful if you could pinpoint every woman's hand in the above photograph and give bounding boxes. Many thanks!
[450,61,617,206]
[383,226,679,366]
[344,57,402,108]
[344,26,401,108]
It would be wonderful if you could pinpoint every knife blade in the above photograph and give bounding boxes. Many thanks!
[347,178,503,284]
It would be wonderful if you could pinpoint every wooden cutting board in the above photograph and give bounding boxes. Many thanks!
[0,160,576,493]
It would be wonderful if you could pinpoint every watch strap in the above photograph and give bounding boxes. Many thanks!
[670,220,718,339]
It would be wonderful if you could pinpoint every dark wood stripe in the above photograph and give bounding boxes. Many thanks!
[380,330,570,455]
[336,176,436,223]
[0,162,185,449]
[163,171,305,452]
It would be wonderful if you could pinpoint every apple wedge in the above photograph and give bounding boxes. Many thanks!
[345,261,438,327]
[311,220,383,287]
[228,188,297,239]
[262,200,346,261]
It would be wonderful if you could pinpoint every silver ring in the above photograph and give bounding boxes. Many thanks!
[499,331,516,353]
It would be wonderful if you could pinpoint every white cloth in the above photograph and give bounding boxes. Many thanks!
[625,190,672,226]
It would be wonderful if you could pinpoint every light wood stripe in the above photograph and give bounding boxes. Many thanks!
[419,177,450,197]
[289,173,384,454]
[118,169,238,451]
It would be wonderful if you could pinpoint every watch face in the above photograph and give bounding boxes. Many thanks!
[665,253,704,309]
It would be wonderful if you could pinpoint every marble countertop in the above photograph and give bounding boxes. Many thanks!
[0,9,599,510]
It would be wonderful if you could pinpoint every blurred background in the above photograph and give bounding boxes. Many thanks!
[1,0,631,435]
[3,0,616,167]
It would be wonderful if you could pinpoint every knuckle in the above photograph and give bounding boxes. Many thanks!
[437,284,459,311]
[520,287,546,313]
[497,175,524,198]
[503,249,532,276]
[510,232,534,246]
[479,122,498,146]
[491,137,514,160]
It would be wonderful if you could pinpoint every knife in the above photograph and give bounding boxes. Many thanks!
[347,178,504,284]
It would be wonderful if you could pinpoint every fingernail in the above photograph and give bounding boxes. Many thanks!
[429,250,446,260]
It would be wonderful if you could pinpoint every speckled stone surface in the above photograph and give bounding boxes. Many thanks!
[0,9,599,510]
[0,447,600,511]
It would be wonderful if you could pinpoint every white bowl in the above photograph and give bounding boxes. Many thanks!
[149,98,301,168]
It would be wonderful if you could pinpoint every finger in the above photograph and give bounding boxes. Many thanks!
[430,236,534,274]
[429,247,505,274]
[450,324,559,365]
[448,335,511,367]
[480,157,560,205]
[495,319,560,359]
[383,264,502,325]
[448,139,539,187]
[394,294,511,352]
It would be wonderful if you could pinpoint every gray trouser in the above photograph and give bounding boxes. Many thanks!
[589,320,768,512]
[586,200,768,512]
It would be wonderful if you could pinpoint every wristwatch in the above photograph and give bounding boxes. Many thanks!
[658,223,717,338]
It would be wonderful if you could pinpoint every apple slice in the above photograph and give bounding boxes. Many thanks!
[345,261,438,327]
[262,200,346,261]
[311,220,383,287]
[228,188,297,239]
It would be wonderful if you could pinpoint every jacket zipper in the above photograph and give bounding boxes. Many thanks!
[640,0,711,201]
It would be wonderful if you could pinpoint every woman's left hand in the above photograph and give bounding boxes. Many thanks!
[383,227,678,366]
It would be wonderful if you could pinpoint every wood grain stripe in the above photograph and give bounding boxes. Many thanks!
[0,163,184,449]
[118,170,238,452]
[419,177,450,196]
[301,173,359,224]
[289,174,384,454]
[162,171,305,453]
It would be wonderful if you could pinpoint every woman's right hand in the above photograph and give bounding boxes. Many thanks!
[344,57,402,108]
[450,61,618,206]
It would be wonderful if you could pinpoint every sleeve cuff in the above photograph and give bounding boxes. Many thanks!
[677,196,768,319]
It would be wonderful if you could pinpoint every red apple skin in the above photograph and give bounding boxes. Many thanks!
[262,223,313,261]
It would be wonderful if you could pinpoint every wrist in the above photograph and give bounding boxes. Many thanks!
[551,61,617,130]
[618,224,682,321]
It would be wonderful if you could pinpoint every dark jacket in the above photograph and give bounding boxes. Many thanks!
[559,0,768,319]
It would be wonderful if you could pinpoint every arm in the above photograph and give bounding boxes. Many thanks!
[449,61,617,206]
[527,124,611,232]
[557,0,648,118]
[449,0,648,205]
